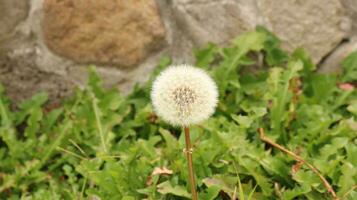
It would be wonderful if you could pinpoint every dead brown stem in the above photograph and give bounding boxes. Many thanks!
[258,128,339,200]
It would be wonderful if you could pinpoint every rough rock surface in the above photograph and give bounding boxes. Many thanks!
[0,53,74,103]
[258,0,346,63]
[172,0,262,47]
[43,0,166,67]
[341,0,357,35]
[319,37,357,73]
[1,0,356,103]
[0,0,29,52]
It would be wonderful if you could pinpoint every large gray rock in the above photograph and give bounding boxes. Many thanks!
[341,0,357,35]
[258,0,346,63]
[167,0,265,64]
[319,37,357,73]
[172,0,262,47]
[0,53,74,103]
[0,0,29,52]
[170,0,347,64]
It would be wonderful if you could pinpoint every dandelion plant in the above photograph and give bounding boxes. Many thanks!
[151,64,218,199]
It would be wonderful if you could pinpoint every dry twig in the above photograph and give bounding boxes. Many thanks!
[258,128,339,200]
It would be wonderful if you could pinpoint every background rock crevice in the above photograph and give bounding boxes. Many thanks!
[0,0,356,102]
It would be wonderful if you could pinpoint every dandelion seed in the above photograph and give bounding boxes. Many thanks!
[151,64,218,127]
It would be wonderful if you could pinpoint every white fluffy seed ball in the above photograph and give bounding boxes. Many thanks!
[151,64,218,127]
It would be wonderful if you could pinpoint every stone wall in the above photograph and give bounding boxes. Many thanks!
[0,0,356,102]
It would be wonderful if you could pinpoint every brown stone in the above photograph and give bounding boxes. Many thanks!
[42,0,166,67]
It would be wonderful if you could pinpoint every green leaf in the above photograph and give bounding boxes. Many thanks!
[270,60,303,138]
[159,128,179,149]
[231,114,253,128]
[195,43,219,68]
[122,196,135,200]
[282,185,311,200]
[292,48,316,73]
[42,108,63,132]
[233,30,267,54]
[347,100,357,115]
[338,162,356,194]
[202,174,237,197]
[200,186,221,200]
[88,66,104,97]
[318,137,349,160]
[305,74,336,103]
[341,50,357,82]
[157,181,191,198]
[18,92,48,110]
[257,26,288,66]
[0,93,12,127]
[293,170,321,189]
[346,143,357,166]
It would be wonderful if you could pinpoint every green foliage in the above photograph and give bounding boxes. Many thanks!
[0,28,357,199]
[341,51,357,82]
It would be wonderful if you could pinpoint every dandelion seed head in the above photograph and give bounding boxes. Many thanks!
[151,64,218,126]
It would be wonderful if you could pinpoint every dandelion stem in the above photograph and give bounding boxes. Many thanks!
[184,127,198,200]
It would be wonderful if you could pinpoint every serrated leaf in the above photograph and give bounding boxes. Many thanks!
[347,100,357,115]
[270,60,303,137]
[341,51,357,82]
[157,181,191,198]
[195,43,219,68]
[231,114,253,128]
[200,185,221,200]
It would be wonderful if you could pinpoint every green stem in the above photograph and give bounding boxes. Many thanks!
[91,94,107,153]
[33,97,79,171]
[80,176,87,200]
[37,120,72,170]
[331,90,353,111]
[0,96,11,127]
